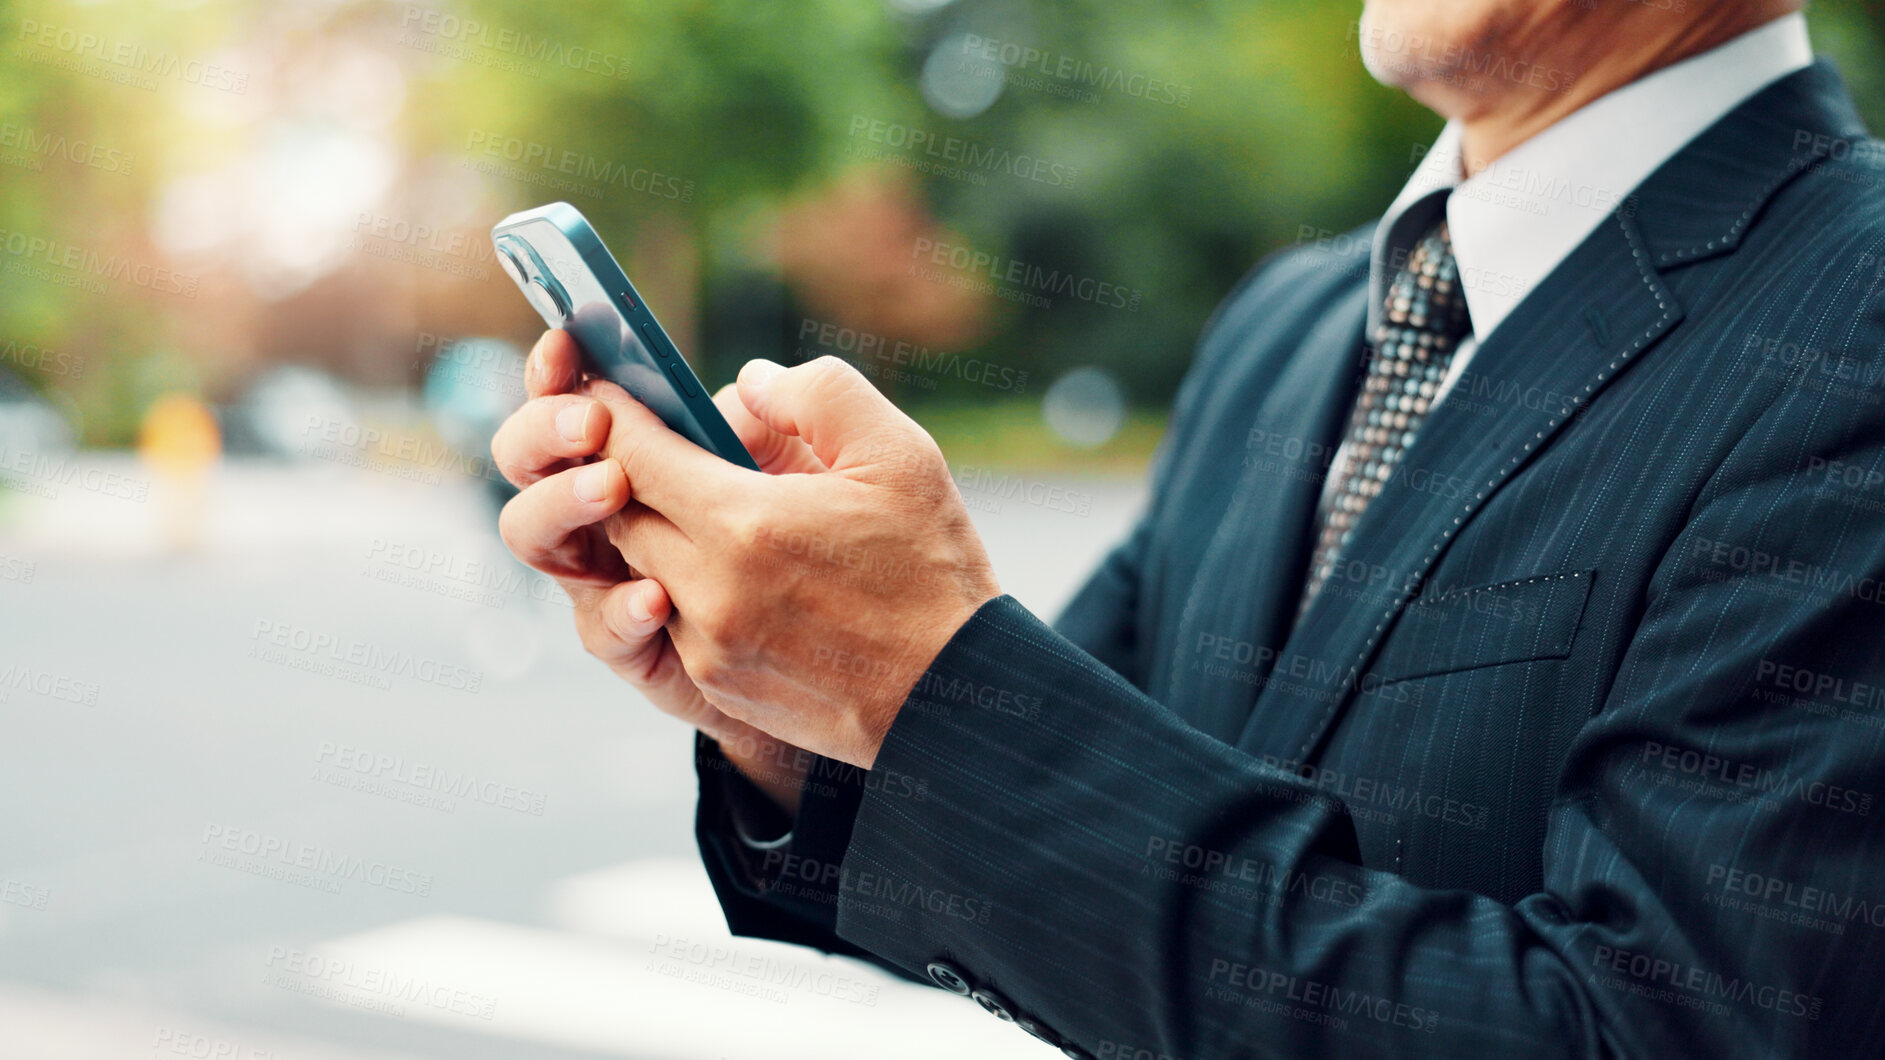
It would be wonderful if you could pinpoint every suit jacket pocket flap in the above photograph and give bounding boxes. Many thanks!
[1374,570,1596,685]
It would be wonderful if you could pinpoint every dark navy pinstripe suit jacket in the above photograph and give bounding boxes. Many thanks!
[696,60,1885,1058]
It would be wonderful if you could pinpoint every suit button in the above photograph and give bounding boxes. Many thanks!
[925,961,971,995]
[971,987,1017,1021]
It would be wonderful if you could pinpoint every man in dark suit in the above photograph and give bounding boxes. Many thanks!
[493,0,1885,1054]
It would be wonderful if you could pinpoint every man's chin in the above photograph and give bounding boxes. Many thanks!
[1355,9,1445,92]
[1360,48,1460,114]
[1359,45,1419,91]
[1356,30,1469,118]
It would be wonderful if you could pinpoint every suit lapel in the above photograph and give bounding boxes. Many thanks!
[1162,279,1370,744]
[1242,211,1682,762]
[1232,59,1869,763]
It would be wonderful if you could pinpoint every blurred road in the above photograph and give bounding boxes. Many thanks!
[0,453,1146,1060]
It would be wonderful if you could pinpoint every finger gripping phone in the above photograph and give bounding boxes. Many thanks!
[491,202,758,470]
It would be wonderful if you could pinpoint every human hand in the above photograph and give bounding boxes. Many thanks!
[595,355,1002,768]
[490,330,818,809]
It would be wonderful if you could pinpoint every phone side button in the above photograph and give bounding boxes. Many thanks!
[640,322,670,358]
[667,360,700,398]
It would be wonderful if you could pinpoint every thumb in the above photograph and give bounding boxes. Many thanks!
[737,356,926,472]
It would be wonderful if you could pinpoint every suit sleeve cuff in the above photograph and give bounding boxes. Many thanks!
[693,733,873,948]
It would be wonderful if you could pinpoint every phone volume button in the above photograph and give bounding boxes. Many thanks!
[639,322,670,358]
[667,361,700,397]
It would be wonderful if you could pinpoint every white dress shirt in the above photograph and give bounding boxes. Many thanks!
[1317,12,1815,518]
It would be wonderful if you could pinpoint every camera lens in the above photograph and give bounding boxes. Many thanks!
[524,278,569,324]
[496,243,527,286]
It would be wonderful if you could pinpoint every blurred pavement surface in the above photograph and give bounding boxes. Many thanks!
[0,453,1147,1060]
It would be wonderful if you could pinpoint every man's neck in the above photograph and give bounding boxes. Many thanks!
[1447,5,1800,175]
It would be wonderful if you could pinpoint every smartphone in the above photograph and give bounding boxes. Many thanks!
[490,202,758,470]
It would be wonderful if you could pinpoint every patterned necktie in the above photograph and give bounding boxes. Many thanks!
[1299,216,1473,612]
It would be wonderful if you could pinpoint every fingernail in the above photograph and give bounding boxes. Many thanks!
[573,462,610,503]
[627,583,651,624]
[556,401,591,443]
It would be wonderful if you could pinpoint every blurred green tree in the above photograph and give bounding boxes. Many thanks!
[2,0,1884,446]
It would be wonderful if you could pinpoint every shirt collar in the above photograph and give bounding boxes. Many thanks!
[1369,11,1815,343]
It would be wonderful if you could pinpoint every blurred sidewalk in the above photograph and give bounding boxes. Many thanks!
[0,453,1146,1059]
